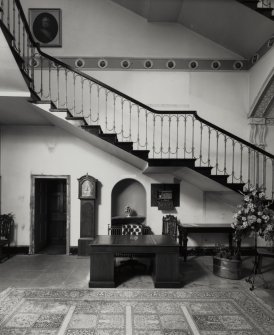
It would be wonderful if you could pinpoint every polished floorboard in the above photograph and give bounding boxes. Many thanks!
[0,254,274,310]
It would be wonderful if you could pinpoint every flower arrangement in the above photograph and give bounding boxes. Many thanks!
[124,205,132,217]
[232,187,274,243]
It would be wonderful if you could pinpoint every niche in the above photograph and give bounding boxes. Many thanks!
[111,178,146,223]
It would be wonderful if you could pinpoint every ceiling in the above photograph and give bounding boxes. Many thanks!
[111,0,274,59]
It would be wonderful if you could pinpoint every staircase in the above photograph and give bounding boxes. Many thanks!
[238,0,274,20]
[1,0,274,201]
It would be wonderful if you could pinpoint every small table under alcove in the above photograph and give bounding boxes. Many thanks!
[178,223,233,261]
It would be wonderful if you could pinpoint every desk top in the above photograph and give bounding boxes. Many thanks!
[90,235,178,247]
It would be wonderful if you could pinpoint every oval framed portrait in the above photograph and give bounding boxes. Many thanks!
[29,8,62,47]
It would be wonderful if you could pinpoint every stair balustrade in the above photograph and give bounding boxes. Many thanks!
[1,0,274,199]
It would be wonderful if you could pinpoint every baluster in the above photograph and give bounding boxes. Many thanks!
[113,94,116,132]
[248,148,251,189]
[81,77,84,115]
[208,128,211,167]
[256,152,260,187]
[17,10,20,53]
[129,103,132,142]
[176,116,179,158]
[89,83,92,124]
[97,85,100,126]
[73,73,76,115]
[22,26,25,62]
[105,90,108,131]
[26,36,30,76]
[30,47,35,90]
[49,62,53,102]
[240,144,243,183]
[57,65,60,108]
[137,107,140,149]
[216,131,219,174]
[160,116,163,158]
[121,99,124,138]
[224,136,227,175]
[191,116,195,158]
[168,116,171,158]
[145,110,148,150]
[232,140,235,183]
[65,69,68,110]
[152,115,156,158]
[199,123,203,166]
[8,0,12,32]
[40,55,43,97]
[263,156,266,191]
[253,150,256,187]
[183,115,186,158]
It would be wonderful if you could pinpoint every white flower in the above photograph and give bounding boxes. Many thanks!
[244,196,250,202]
[259,192,265,198]
[258,212,262,216]
[257,218,262,223]
[242,217,246,221]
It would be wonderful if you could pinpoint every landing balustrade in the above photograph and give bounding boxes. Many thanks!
[1,0,274,199]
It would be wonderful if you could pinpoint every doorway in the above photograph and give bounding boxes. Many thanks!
[30,176,70,255]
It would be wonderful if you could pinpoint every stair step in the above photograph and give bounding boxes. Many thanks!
[29,88,41,102]
[194,166,213,175]
[115,141,133,152]
[209,175,229,183]
[81,125,103,136]
[34,100,57,108]
[50,108,73,117]
[148,158,196,167]
[66,116,88,126]
[132,150,150,160]
[99,133,118,144]
[226,183,246,192]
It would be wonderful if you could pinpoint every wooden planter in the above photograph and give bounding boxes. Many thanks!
[213,256,242,280]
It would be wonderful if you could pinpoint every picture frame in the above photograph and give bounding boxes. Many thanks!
[29,8,62,47]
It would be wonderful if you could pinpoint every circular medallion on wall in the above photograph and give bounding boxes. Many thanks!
[188,60,198,70]
[97,58,108,69]
[233,61,243,70]
[144,59,153,69]
[121,59,131,69]
[251,54,259,64]
[75,58,85,68]
[211,60,221,70]
[166,59,176,69]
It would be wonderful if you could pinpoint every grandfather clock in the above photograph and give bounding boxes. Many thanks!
[78,174,98,256]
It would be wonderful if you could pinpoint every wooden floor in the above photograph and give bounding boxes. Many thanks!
[0,254,274,310]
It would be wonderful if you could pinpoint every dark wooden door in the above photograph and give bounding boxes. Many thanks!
[34,179,48,253]
[47,180,66,245]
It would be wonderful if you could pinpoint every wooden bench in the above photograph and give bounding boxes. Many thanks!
[0,214,13,262]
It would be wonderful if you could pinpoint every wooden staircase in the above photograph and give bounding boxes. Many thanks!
[1,0,274,201]
[238,0,274,20]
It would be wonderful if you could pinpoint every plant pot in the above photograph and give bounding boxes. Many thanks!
[213,256,242,280]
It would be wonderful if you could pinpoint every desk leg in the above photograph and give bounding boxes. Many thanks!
[229,232,233,251]
[89,252,115,288]
[154,253,181,288]
[182,229,188,262]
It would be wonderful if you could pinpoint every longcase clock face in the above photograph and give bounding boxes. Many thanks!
[81,180,95,199]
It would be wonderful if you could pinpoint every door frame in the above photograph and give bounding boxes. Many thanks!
[30,175,71,255]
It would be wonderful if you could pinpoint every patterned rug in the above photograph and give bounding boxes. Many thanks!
[0,288,274,335]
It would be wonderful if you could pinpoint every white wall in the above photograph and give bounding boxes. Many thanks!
[249,47,274,110]
[1,125,240,248]
[22,0,240,59]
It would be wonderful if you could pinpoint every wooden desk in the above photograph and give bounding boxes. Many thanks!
[178,223,233,262]
[89,235,181,288]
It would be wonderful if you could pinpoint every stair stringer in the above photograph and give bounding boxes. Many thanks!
[32,101,148,171]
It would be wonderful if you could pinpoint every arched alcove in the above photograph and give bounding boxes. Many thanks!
[111,178,146,220]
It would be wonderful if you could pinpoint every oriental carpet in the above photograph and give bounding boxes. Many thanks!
[0,287,273,334]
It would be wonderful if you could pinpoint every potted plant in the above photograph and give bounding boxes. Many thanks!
[213,186,273,279]
[213,241,242,280]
